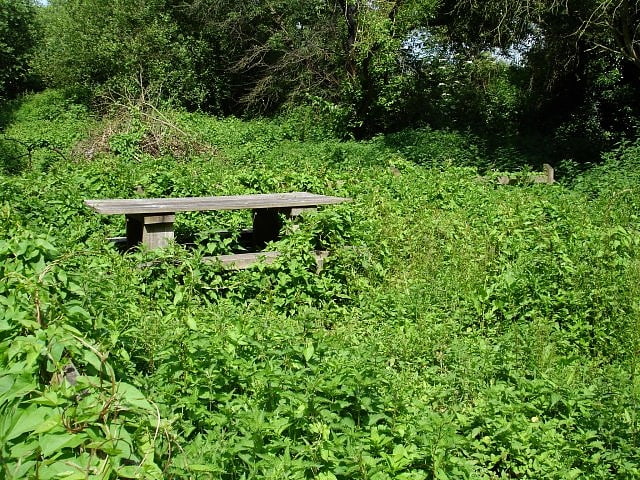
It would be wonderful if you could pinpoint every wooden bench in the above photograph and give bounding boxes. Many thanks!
[84,192,350,256]
[497,164,555,185]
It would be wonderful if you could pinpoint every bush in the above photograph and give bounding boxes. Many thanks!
[0,229,166,479]
[0,0,38,100]
[34,0,214,109]
[3,91,640,478]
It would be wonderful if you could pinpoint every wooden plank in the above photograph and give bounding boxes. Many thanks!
[129,213,176,225]
[143,222,174,249]
[107,236,128,245]
[107,236,128,243]
[85,192,350,215]
[314,250,330,272]
[203,250,329,270]
[540,163,554,184]
[205,251,281,269]
[139,252,280,269]
[497,164,555,186]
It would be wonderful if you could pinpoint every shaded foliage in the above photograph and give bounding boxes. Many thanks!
[0,0,38,99]
[436,0,640,156]
[25,0,640,153]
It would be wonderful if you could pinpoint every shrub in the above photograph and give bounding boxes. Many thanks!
[34,0,214,109]
[0,0,38,99]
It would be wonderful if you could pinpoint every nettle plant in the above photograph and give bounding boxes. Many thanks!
[0,229,167,479]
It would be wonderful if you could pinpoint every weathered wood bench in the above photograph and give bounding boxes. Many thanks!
[207,250,330,270]
[85,192,350,266]
[497,164,555,185]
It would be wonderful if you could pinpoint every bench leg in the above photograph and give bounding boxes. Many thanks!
[287,207,316,218]
[126,215,143,248]
[126,213,175,249]
[283,207,317,232]
[252,208,283,249]
[252,207,318,248]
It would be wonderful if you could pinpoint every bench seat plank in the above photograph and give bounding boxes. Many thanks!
[85,192,349,215]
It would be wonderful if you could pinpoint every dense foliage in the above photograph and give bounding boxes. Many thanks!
[35,0,213,109]
[13,0,634,152]
[1,91,640,478]
[0,0,38,100]
[2,1,640,478]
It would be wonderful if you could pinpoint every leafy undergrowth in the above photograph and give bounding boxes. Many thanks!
[1,91,640,479]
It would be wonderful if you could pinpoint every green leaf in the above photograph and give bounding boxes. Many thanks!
[188,464,218,472]
[303,341,315,362]
[5,460,37,479]
[36,460,87,480]
[0,374,37,406]
[117,465,145,478]
[39,432,86,457]
[9,439,38,459]
[185,315,197,330]
[83,349,102,371]
[56,270,68,285]
[33,413,63,434]
[0,375,16,398]
[5,405,49,441]
[116,382,153,411]
[66,304,90,323]
[173,287,184,305]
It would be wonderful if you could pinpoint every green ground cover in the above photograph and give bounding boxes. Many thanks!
[1,91,640,479]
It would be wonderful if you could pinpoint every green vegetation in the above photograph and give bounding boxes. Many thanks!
[35,0,213,109]
[16,0,637,150]
[2,91,640,478]
[0,0,38,100]
[2,0,640,477]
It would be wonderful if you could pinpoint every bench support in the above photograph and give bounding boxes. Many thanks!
[125,206,317,250]
[126,213,175,249]
[252,207,316,248]
[252,208,283,249]
[497,164,555,185]
[204,250,329,271]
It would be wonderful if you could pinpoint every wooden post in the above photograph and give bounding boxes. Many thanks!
[543,163,554,184]
[252,208,283,248]
[126,213,175,249]
[497,164,555,185]
[125,215,143,248]
[288,207,316,218]
[286,206,316,232]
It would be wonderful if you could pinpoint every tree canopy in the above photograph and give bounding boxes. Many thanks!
[0,0,38,99]
[6,0,640,147]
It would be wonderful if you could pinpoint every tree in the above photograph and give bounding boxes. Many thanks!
[183,0,440,133]
[576,0,640,71]
[0,0,38,100]
[437,0,640,91]
[34,0,217,109]
[435,0,640,153]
